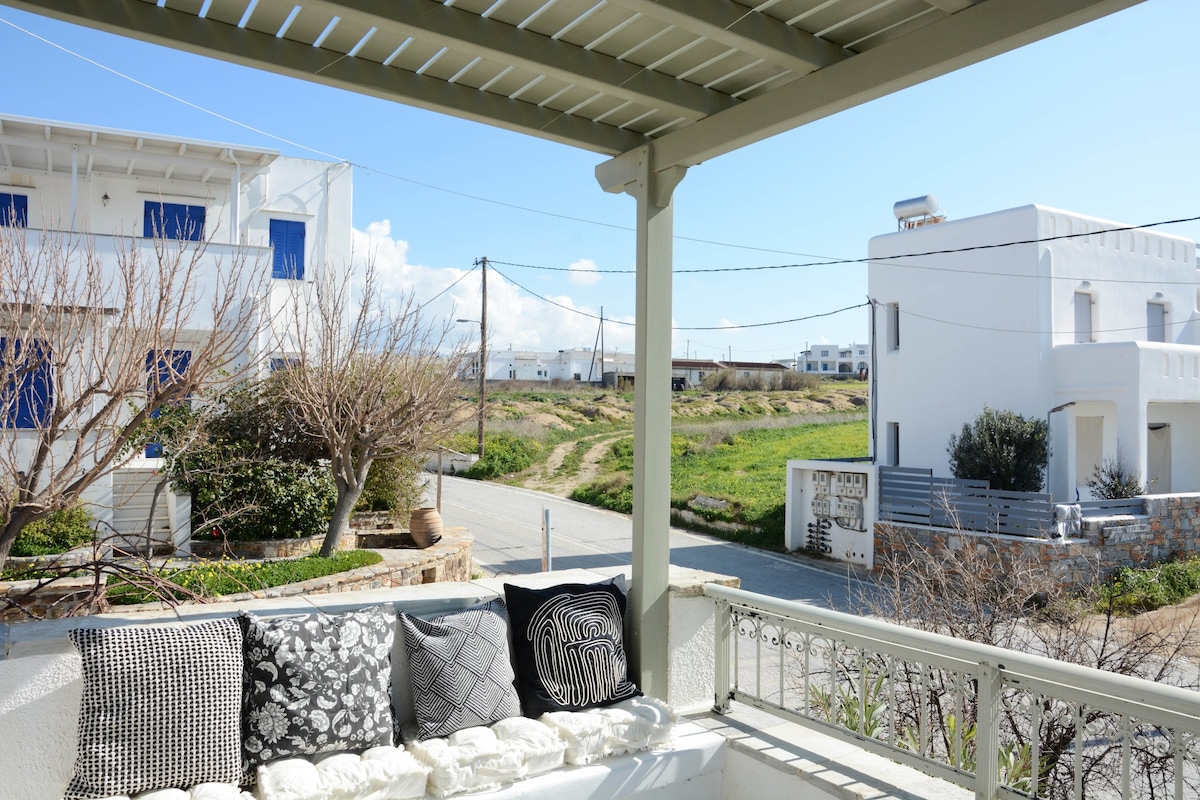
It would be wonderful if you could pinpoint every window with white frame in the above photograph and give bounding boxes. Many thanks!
[887,303,900,350]
[143,201,205,241]
[1147,302,1166,343]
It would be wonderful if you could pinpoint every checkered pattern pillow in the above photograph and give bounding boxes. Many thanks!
[400,599,521,739]
[66,618,244,799]
[240,604,396,774]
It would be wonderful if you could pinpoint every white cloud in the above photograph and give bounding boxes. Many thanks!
[567,258,602,286]
[352,220,635,354]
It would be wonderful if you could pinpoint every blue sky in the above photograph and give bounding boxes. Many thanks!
[1,1,1197,362]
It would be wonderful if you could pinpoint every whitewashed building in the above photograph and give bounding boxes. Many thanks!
[799,343,870,376]
[479,346,635,383]
[0,114,352,547]
[869,203,1200,501]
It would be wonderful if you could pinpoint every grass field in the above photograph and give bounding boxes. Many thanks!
[571,419,868,550]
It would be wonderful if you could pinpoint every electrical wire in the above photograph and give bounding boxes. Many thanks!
[417,265,478,308]
[894,306,1196,337]
[490,215,1200,277]
[488,263,865,331]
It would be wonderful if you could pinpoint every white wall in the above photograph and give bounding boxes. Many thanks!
[868,204,1200,497]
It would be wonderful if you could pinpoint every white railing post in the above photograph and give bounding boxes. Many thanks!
[713,597,731,713]
[974,661,1001,800]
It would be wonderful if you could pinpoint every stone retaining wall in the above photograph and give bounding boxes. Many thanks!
[875,493,1200,588]
[1,528,472,622]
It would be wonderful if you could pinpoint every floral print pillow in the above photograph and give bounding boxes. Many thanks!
[239,604,396,777]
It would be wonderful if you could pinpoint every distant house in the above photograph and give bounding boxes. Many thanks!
[671,359,724,387]
[0,114,351,547]
[799,343,870,376]
[480,346,635,383]
[869,203,1199,501]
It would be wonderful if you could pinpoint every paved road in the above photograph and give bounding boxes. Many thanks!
[436,475,869,611]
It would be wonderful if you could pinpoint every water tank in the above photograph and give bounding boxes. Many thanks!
[893,195,939,220]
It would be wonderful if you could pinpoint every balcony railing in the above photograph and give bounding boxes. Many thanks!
[707,583,1200,800]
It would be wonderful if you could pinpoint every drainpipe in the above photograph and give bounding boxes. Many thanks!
[225,149,241,243]
[70,144,79,231]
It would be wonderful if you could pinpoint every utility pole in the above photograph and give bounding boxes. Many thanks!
[477,257,488,458]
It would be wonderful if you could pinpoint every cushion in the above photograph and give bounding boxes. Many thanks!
[503,580,641,716]
[254,747,428,800]
[406,727,527,798]
[539,696,676,765]
[240,604,396,773]
[489,717,566,776]
[399,599,521,739]
[66,618,244,799]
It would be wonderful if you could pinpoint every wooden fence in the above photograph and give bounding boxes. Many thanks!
[878,466,1055,537]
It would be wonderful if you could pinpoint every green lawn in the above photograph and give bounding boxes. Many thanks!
[571,419,868,549]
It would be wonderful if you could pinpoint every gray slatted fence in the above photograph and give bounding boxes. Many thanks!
[879,466,1055,537]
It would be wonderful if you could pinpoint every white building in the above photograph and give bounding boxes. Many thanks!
[478,346,635,383]
[869,203,1200,501]
[0,114,352,546]
[799,343,869,376]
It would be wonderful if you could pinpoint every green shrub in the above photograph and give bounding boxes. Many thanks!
[462,432,543,479]
[355,454,426,515]
[947,407,1048,493]
[180,454,336,542]
[107,550,382,604]
[570,473,633,513]
[1098,558,1200,615]
[1086,454,1144,499]
[10,506,96,557]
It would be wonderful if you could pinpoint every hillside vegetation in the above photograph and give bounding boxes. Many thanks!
[445,382,869,549]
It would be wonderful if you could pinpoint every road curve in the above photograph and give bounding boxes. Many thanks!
[436,475,869,611]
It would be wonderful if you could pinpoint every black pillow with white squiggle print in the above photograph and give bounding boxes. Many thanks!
[503,579,641,716]
[238,604,396,777]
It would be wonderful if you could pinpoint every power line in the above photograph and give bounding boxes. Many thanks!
[417,264,477,308]
[487,263,866,331]
[490,215,1200,277]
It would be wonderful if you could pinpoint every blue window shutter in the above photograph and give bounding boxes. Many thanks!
[145,349,192,456]
[144,201,205,241]
[270,219,306,279]
[0,193,28,227]
[0,338,53,429]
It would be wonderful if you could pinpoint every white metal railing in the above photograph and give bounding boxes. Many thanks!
[706,583,1200,800]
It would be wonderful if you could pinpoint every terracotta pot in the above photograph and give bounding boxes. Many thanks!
[409,507,443,548]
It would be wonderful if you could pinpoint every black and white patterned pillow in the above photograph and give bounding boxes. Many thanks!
[240,604,396,773]
[66,618,244,799]
[503,580,641,717]
[399,599,521,739]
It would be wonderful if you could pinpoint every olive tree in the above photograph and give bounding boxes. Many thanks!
[947,406,1048,492]
[277,261,467,556]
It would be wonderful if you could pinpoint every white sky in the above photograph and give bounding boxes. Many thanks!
[1,1,1197,362]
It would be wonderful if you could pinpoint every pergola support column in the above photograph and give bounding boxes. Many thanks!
[622,145,685,699]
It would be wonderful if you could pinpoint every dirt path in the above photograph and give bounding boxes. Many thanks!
[523,433,627,497]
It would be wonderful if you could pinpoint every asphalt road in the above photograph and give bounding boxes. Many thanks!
[436,475,870,611]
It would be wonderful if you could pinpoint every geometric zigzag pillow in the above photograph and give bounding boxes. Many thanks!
[503,580,641,717]
[66,618,244,799]
[240,604,396,775]
[399,598,521,740]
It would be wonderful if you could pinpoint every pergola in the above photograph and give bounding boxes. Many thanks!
[4,0,1144,698]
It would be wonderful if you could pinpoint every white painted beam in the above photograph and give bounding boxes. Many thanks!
[606,0,848,74]
[5,0,647,155]
[305,0,737,121]
[597,0,1145,192]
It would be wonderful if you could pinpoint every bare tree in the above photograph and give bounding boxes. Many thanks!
[861,525,1200,798]
[277,260,467,556]
[0,223,264,571]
